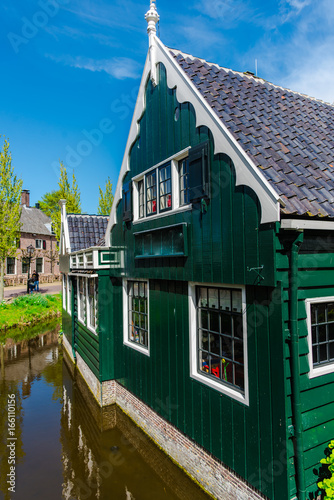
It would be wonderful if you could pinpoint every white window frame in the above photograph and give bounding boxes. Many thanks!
[188,282,249,406]
[306,296,334,379]
[6,257,16,275]
[35,239,42,249]
[78,277,86,324]
[67,276,72,316]
[87,277,98,334]
[62,275,67,311]
[123,278,150,356]
[132,147,192,223]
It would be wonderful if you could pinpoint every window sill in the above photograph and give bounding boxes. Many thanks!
[309,363,334,379]
[87,324,97,336]
[190,371,248,405]
[123,338,150,356]
[133,204,192,225]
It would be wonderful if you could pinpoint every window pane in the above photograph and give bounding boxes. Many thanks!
[200,352,209,374]
[198,287,208,308]
[209,311,220,333]
[222,358,233,384]
[327,303,334,322]
[312,325,317,345]
[330,342,334,361]
[319,324,327,343]
[221,314,232,335]
[209,333,220,355]
[199,309,208,330]
[221,336,232,360]
[233,315,243,339]
[319,343,327,362]
[209,288,219,309]
[232,290,242,312]
[199,330,209,352]
[328,323,334,341]
[220,289,231,311]
[234,339,244,364]
[234,365,244,390]
[317,304,326,323]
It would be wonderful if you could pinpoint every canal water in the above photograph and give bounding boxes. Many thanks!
[0,322,210,500]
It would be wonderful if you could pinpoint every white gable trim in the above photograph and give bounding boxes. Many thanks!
[105,38,281,244]
[59,199,71,255]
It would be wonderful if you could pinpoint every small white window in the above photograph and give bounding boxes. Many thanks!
[78,277,85,323]
[189,282,249,405]
[35,239,42,249]
[132,148,191,223]
[67,276,72,315]
[306,297,334,378]
[87,277,97,333]
[123,279,149,355]
[62,275,67,311]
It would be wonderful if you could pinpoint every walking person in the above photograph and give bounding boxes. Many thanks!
[31,270,39,292]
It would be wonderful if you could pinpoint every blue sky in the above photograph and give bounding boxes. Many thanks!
[1,0,334,214]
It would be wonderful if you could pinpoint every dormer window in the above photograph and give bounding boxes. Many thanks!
[130,143,209,223]
[132,147,192,222]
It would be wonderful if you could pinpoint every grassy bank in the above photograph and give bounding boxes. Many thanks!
[0,294,61,332]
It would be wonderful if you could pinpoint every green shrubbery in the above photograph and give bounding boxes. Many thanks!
[318,440,334,499]
[0,293,61,332]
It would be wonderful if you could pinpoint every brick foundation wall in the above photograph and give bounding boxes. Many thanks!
[62,338,267,500]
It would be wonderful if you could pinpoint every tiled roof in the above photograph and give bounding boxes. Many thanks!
[170,49,334,219]
[21,206,52,235]
[67,214,109,252]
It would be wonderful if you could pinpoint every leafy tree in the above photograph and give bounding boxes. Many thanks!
[39,162,81,243]
[318,440,334,499]
[97,176,114,215]
[38,190,62,219]
[0,138,22,301]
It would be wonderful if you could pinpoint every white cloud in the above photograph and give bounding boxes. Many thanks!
[47,54,141,80]
[285,0,311,11]
[195,0,253,26]
[282,41,334,103]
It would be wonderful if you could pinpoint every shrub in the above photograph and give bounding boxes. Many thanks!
[318,440,334,499]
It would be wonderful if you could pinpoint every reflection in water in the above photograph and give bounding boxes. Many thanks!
[0,324,210,500]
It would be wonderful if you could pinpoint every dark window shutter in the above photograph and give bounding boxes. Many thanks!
[123,182,132,222]
[43,240,46,249]
[188,141,210,202]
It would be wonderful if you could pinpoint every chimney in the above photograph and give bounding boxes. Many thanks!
[35,202,40,209]
[21,190,30,207]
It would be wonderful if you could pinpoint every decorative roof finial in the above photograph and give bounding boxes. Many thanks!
[145,1,160,86]
[145,1,159,37]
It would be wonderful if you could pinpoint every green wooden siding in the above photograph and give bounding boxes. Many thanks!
[277,232,334,499]
[103,279,288,499]
[110,63,277,288]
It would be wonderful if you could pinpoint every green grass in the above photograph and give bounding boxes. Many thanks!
[0,293,61,332]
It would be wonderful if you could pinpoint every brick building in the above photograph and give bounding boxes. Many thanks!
[4,190,60,284]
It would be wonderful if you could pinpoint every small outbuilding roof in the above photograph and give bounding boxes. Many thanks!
[170,49,334,219]
[67,214,109,252]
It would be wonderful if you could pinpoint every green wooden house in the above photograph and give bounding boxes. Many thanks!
[60,3,334,499]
